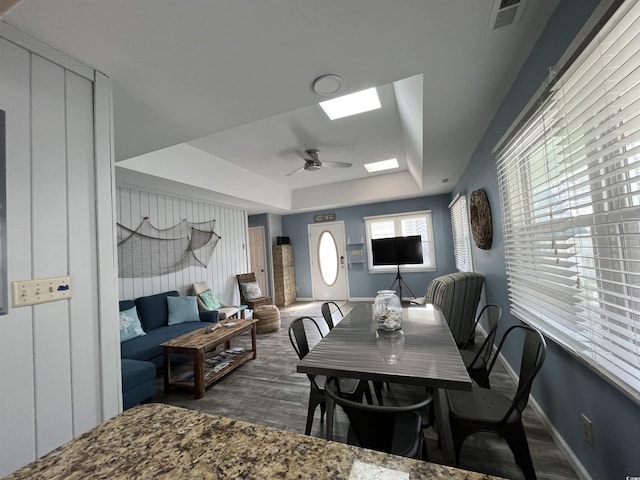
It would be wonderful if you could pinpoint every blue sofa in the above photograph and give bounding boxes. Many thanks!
[119,290,219,409]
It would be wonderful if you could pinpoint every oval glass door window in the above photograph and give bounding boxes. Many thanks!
[318,231,339,286]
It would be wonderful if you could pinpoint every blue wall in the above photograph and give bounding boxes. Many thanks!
[452,0,640,477]
[281,195,456,299]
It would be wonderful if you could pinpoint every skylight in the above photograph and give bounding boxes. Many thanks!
[364,158,399,173]
[319,88,381,120]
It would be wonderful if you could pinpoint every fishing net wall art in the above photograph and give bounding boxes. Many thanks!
[117,217,221,278]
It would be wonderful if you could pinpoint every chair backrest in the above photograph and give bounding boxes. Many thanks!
[464,304,502,368]
[192,281,209,311]
[321,301,343,331]
[325,377,432,454]
[288,316,324,360]
[236,272,260,304]
[425,272,484,345]
[486,324,547,420]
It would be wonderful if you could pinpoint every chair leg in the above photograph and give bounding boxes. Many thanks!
[305,392,324,435]
[505,424,537,480]
[420,433,429,461]
[450,424,474,466]
[305,400,315,435]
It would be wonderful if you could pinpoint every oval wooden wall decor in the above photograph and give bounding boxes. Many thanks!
[470,189,492,250]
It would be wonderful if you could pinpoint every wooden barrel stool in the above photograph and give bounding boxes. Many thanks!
[253,304,281,334]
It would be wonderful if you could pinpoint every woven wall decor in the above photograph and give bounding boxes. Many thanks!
[470,189,492,250]
[117,218,221,277]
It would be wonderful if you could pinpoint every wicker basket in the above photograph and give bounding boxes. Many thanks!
[253,305,281,334]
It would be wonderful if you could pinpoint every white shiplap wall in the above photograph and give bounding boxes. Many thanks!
[116,188,249,305]
[0,29,119,476]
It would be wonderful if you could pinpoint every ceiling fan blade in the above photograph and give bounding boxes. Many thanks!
[323,161,352,168]
[286,166,305,176]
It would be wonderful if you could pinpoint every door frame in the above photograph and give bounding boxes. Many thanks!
[307,221,350,301]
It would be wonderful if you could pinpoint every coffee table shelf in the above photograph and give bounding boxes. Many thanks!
[161,319,258,398]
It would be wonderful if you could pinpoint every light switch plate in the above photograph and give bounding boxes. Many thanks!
[12,276,72,307]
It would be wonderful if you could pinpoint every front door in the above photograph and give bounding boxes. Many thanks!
[308,222,348,300]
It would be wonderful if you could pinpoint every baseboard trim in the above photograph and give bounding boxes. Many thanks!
[348,297,375,302]
[295,297,313,302]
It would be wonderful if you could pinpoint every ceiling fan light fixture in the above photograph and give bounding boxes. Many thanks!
[364,158,398,173]
[319,87,381,120]
[312,74,343,96]
[304,163,322,172]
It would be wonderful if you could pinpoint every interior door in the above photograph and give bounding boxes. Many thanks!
[248,226,268,296]
[308,222,348,300]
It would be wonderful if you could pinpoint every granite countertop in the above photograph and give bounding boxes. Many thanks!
[4,403,502,479]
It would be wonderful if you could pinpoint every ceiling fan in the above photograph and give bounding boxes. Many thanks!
[286,149,352,176]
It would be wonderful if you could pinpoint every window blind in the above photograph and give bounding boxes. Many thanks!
[450,194,473,272]
[495,0,640,400]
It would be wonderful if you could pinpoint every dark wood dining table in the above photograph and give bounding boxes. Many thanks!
[296,302,472,462]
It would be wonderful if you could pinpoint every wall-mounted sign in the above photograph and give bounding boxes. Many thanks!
[313,213,336,223]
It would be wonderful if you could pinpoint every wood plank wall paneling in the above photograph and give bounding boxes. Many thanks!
[0,35,36,472]
[31,53,74,456]
[116,188,249,305]
[66,70,102,435]
[0,35,118,476]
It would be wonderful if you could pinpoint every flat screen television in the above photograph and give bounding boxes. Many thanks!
[371,235,423,266]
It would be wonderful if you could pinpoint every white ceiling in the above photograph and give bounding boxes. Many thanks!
[3,0,559,214]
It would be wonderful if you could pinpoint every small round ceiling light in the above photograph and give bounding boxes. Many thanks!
[312,74,343,96]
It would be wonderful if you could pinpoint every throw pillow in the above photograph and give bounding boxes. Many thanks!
[119,306,146,342]
[240,281,262,300]
[167,296,200,325]
[198,289,221,310]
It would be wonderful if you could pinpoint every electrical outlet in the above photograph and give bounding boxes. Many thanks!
[12,276,72,307]
[581,413,594,446]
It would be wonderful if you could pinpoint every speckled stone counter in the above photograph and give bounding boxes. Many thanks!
[3,403,502,479]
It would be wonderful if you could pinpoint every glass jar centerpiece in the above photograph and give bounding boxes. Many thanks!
[373,290,402,331]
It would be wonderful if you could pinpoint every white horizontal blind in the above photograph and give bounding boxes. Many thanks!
[364,211,436,272]
[495,0,640,400]
[450,194,473,272]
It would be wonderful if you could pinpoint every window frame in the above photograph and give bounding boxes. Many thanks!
[364,210,436,274]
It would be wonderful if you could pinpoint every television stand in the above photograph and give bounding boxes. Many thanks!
[389,264,418,302]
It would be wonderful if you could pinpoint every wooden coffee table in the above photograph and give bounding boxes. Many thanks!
[161,319,258,399]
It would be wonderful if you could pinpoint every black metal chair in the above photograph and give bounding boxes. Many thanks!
[320,301,343,331]
[325,376,432,460]
[447,324,547,480]
[459,304,502,388]
[321,301,386,405]
[288,316,370,435]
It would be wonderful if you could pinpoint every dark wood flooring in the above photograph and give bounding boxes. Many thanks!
[152,301,578,480]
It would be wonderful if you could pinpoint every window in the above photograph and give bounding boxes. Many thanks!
[449,193,473,272]
[364,211,436,273]
[495,0,640,400]
[317,230,339,286]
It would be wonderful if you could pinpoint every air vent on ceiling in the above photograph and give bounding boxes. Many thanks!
[490,0,526,30]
